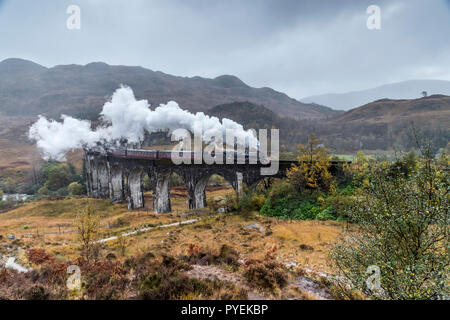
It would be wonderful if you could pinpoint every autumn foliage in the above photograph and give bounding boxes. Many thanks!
[287,134,333,193]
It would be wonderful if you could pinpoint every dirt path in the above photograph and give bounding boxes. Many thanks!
[292,276,332,300]
[186,264,334,300]
[96,218,201,243]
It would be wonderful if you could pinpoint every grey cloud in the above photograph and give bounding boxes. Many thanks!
[0,0,449,102]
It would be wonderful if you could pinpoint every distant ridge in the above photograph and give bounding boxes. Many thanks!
[0,58,47,74]
[301,80,450,110]
[0,58,338,120]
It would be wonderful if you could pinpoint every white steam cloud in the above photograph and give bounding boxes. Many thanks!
[29,85,258,160]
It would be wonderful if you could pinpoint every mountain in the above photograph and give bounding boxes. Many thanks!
[301,80,450,110]
[0,58,47,76]
[0,58,338,120]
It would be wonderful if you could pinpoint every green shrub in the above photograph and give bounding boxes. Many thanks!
[387,150,418,179]
[261,194,333,221]
[293,201,321,220]
[208,174,226,186]
[223,193,238,212]
[37,186,49,195]
[41,162,79,191]
[316,206,337,221]
[169,173,184,187]
[331,149,450,299]
[252,193,266,209]
[236,192,266,213]
[326,188,355,220]
[68,182,84,196]
[142,174,152,191]
[56,187,69,197]
[267,179,296,202]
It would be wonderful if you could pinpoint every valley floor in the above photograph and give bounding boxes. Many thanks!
[0,186,349,300]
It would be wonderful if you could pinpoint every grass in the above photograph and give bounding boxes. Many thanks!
[0,186,350,300]
[331,154,355,161]
[0,185,346,277]
[270,220,344,272]
[116,211,345,274]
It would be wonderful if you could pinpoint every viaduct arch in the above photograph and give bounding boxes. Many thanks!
[84,149,346,213]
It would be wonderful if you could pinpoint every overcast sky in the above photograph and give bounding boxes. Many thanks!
[0,0,449,99]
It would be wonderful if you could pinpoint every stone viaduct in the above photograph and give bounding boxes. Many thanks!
[84,148,346,213]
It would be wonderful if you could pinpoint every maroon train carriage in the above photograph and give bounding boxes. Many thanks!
[104,148,267,163]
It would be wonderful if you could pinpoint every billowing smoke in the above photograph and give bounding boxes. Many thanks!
[29,85,258,160]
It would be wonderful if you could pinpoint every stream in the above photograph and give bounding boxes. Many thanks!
[2,256,29,273]
[2,194,30,202]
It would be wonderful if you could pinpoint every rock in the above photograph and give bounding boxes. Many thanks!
[285,261,298,269]
[244,223,265,233]
[106,253,117,261]
[197,255,209,266]
[294,276,332,300]
[299,244,314,251]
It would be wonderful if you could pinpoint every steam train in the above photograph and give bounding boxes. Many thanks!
[97,148,267,163]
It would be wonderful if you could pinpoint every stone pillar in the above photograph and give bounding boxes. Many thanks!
[127,168,144,210]
[192,175,209,209]
[84,153,92,197]
[182,170,199,210]
[98,161,110,199]
[186,178,197,210]
[109,165,124,203]
[90,159,100,198]
[236,171,244,198]
[153,170,172,214]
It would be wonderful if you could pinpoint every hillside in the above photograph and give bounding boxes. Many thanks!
[301,80,450,110]
[335,94,450,123]
[208,101,285,128]
[322,94,450,150]
[207,96,450,153]
[0,58,337,120]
